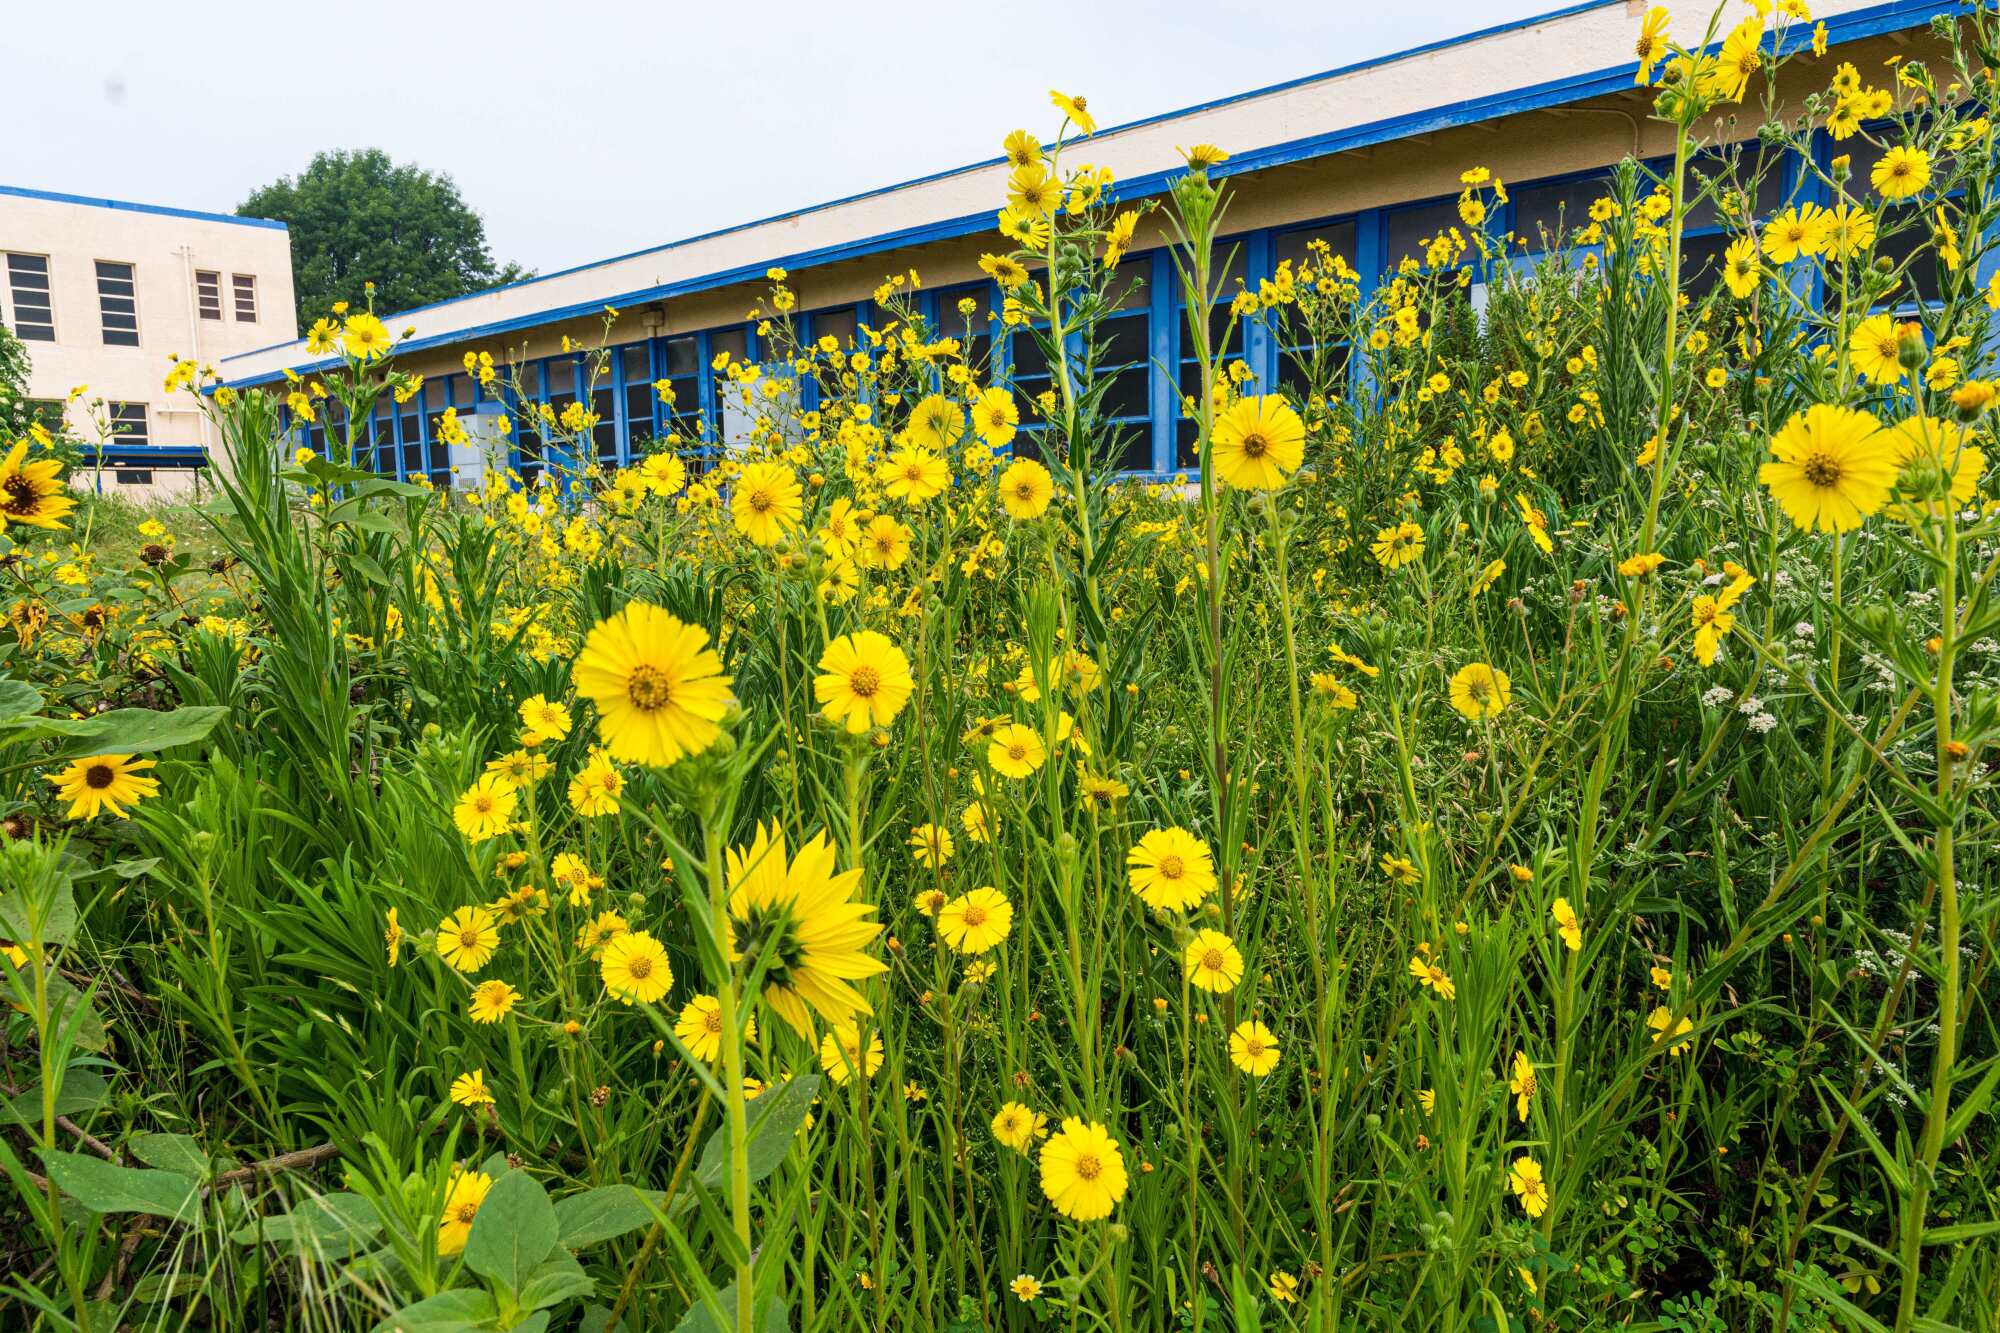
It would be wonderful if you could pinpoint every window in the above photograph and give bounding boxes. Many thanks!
[1677,146,1790,299]
[196,271,223,321]
[1385,199,1464,270]
[1511,175,1616,252]
[1270,220,1359,401]
[655,336,700,440]
[5,253,54,341]
[95,261,139,346]
[1092,257,1155,472]
[232,273,257,322]
[108,402,149,446]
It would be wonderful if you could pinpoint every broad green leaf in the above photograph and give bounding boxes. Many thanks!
[41,705,229,757]
[2,1068,108,1125]
[0,677,42,722]
[553,1184,664,1249]
[463,1169,559,1297]
[230,1191,382,1255]
[0,856,77,944]
[43,974,108,1052]
[126,1133,210,1177]
[368,1288,497,1333]
[519,1251,596,1311]
[40,1149,199,1220]
[695,1076,819,1197]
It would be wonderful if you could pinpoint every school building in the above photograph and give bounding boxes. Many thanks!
[0,185,297,492]
[212,0,1968,484]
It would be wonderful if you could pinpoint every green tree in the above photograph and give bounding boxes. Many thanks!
[239,149,531,329]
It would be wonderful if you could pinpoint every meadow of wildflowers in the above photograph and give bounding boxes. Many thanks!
[1,5,1997,1330]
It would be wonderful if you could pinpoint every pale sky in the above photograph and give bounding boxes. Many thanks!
[13,0,1561,275]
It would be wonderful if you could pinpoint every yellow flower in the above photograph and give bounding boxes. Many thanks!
[674,993,753,1062]
[936,886,1014,954]
[815,631,915,734]
[0,441,77,532]
[1648,1004,1695,1054]
[1846,314,1909,385]
[572,603,734,768]
[992,1101,1048,1153]
[973,388,1020,447]
[987,722,1047,778]
[576,909,629,958]
[1183,928,1244,993]
[47,754,158,820]
[1870,145,1931,200]
[518,694,572,742]
[1006,164,1062,219]
[468,979,519,1024]
[1508,1050,1537,1121]
[1508,1156,1550,1217]
[1877,416,1984,522]
[1040,1118,1128,1220]
[601,930,673,1005]
[998,458,1054,518]
[1002,129,1041,169]
[1721,236,1759,298]
[1758,403,1893,531]
[1178,143,1230,169]
[908,822,954,867]
[452,774,518,843]
[448,1069,494,1108]
[1408,954,1456,1000]
[341,312,392,361]
[1371,521,1425,569]
[385,908,404,967]
[568,752,624,817]
[436,1170,493,1255]
[1448,663,1511,720]
[1229,1020,1281,1077]
[860,514,913,569]
[819,1024,884,1085]
[730,461,804,545]
[1010,1274,1044,1302]
[1634,7,1671,85]
[878,446,951,504]
[436,906,500,973]
[1551,897,1583,952]
[1761,205,1829,265]
[1618,552,1665,577]
[727,823,887,1037]
[1211,395,1307,490]
[905,393,968,452]
[1104,210,1139,267]
[1127,827,1217,912]
[1049,90,1098,136]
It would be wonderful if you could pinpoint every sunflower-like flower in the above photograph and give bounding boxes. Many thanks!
[47,754,158,820]
[1211,395,1306,491]
[572,603,734,767]
[727,823,887,1037]
[0,440,77,533]
[814,631,914,734]
[1758,403,1893,532]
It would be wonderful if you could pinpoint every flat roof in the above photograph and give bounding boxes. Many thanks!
[0,183,287,231]
[217,0,1952,386]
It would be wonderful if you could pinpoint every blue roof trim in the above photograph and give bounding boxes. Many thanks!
[217,0,1954,389]
[0,184,286,231]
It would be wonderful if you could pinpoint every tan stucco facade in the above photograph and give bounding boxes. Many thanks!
[1,189,297,495]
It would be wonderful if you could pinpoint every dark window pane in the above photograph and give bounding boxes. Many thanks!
[1684,148,1789,230]
[1874,220,1944,307]
[1100,368,1149,421]
[1010,330,1052,380]
[620,343,649,382]
[6,253,55,340]
[813,307,859,347]
[96,260,139,346]
[662,336,699,377]
[1386,200,1462,267]
[1098,311,1149,367]
[1679,231,1730,300]
[1273,220,1358,271]
[1512,176,1614,249]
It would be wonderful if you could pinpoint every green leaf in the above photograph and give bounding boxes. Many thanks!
[368,1288,497,1333]
[463,1170,559,1297]
[2,1068,108,1125]
[230,1191,382,1256]
[519,1251,596,1311]
[126,1133,210,1178]
[694,1076,819,1197]
[43,973,108,1052]
[1926,1219,2000,1244]
[553,1185,664,1249]
[0,677,42,723]
[40,1149,199,1220]
[0,859,77,944]
[41,705,229,757]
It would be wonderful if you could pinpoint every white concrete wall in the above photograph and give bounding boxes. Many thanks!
[0,190,297,493]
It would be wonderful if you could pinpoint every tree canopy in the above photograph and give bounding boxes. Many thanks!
[239,149,530,330]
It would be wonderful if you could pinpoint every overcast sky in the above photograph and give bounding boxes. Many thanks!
[14,0,1559,275]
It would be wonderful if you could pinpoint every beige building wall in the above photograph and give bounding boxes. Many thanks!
[0,187,297,495]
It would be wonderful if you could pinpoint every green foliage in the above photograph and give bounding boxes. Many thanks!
[239,148,531,330]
